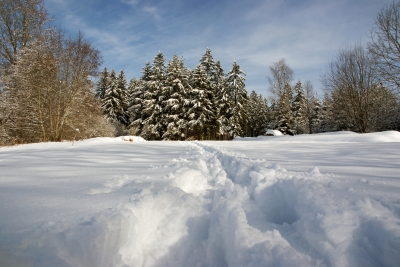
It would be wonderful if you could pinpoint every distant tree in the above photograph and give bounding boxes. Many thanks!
[0,0,48,66]
[275,84,295,135]
[222,61,248,138]
[303,80,316,134]
[311,96,325,133]
[368,83,400,131]
[141,52,166,140]
[368,1,400,94]
[212,60,225,138]
[198,48,220,138]
[268,58,294,99]
[96,67,108,99]
[126,77,140,132]
[101,69,127,125]
[161,54,191,140]
[267,59,294,134]
[322,43,382,133]
[117,70,129,125]
[199,48,217,79]
[292,80,307,134]
[129,62,151,134]
[246,91,269,137]
[187,64,215,140]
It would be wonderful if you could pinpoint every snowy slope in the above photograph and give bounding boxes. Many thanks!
[0,132,400,267]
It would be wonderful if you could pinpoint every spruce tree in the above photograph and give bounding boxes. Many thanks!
[126,77,141,133]
[211,60,225,139]
[101,69,127,125]
[198,48,219,138]
[187,64,215,140]
[199,48,217,79]
[117,70,129,126]
[141,52,166,140]
[161,54,191,140]
[275,83,294,135]
[96,67,108,99]
[130,62,151,134]
[223,62,248,138]
[292,80,307,134]
[247,91,270,137]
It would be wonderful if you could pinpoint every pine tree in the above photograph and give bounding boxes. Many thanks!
[117,70,129,126]
[96,67,108,99]
[198,48,219,139]
[141,52,166,140]
[304,80,315,134]
[223,61,248,138]
[312,96,326,133]
[211,60,225,138]
[161,54,191,140]
[199,48,217,79]
[101,69,127,125]
[126,77,141,133]
[292,80,307,134]
[187,64,215,140]
[247,91,270,137]
[275,83,294,135]
[130,62,151,134]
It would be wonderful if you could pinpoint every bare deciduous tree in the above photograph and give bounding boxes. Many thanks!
[268,58,293,99]
[322,43,396,133]
[368,1,400,94]
[0,0,48,66]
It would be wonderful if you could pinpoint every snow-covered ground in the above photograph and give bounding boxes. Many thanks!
[0,132,400,267]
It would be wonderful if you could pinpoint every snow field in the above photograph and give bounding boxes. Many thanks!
[0,132,400,266]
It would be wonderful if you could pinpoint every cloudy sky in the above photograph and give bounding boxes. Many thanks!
[45,0,393,97]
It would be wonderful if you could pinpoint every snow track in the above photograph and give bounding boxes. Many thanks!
[1,139,400,267]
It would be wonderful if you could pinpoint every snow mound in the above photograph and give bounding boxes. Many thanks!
[121,136,147,142]
[235,131,400,143]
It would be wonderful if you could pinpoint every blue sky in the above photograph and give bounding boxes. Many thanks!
[44,0,393,97]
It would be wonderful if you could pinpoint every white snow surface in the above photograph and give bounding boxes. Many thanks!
[1,131,400,267]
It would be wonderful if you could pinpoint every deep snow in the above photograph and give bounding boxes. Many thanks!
[0,132,400,267]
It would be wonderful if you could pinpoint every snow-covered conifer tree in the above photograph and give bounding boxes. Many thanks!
[247,91,270,137]
[126,77,141,133]
[101,69,127,125]
[275,83,295,135]
[141,52,166,140]
[130,62,151,135]
[198,48,221,138]
[161,54,191,140]
[96,67,108,99]
[311,96,325,133]
[187,64,215,140]
[199,48,217,79]
[292,80,307,134]
[117,70,129,126]
[221,62,248,138]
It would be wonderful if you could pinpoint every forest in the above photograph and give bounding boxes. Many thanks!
[1,0,400,145]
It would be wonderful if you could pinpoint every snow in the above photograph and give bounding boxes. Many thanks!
[265,129,284,136]
[0,131,400,267]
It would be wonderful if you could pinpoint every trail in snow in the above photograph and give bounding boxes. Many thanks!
[1,138,400,267]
